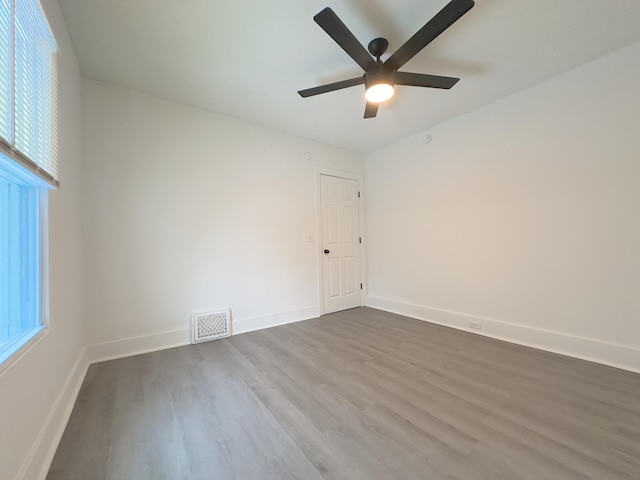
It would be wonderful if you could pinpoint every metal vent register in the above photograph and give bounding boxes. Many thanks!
[191,309,231,343]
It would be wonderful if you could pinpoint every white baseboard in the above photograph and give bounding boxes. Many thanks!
[365,295,640,374]
[232,305,321,335]
[87,328,190,363]
[86,306,322,364]
[17,348,89,480]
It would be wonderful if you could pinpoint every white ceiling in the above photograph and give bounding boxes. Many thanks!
[58,0,640,154]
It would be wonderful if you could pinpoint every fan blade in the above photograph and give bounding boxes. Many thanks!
[314,8,377,72]
[385,0,474,71]
[364,102,379,118]
[394,71,459,89]
[298,77,364,98]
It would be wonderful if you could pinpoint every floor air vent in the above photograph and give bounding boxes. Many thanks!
[191,309,231,343]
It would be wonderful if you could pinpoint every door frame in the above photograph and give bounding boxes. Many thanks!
[315,167,366,315]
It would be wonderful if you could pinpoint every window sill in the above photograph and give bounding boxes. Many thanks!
[0,326,48,377]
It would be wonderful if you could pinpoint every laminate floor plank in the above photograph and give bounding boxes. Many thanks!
[45,362,117,480]
[48,307,640,479]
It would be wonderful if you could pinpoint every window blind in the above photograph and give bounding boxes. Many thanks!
[0,0,11,143]
[0,0,58,186]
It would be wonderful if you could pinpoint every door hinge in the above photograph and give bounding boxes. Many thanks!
[359,237,362,244]
[360,283,363,290]
[358,191,361,198]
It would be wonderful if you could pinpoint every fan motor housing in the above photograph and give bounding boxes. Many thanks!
[364,65,394,90]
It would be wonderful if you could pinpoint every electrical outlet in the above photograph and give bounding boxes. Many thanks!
[468,321,482,330]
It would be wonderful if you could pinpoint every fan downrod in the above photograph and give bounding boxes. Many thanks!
[367,37,389,61]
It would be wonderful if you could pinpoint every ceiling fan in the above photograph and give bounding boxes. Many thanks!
[298,0,475,118]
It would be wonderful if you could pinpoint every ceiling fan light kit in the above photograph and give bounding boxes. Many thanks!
[364,66,394,103]
[298,0,475,118]
[365,83,394,103]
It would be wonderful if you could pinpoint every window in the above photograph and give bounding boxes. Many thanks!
[0,0,57,365]
[0,156,46,362]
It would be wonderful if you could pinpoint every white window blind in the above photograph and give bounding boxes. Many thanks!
[0,0,58,186]
[0,0,11,143]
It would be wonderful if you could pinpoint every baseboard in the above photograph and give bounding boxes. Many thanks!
[86,306,323,363]
[87,328,190,363]
[232,305,321,335]
[17,347,89,480]
[365,296,640,374]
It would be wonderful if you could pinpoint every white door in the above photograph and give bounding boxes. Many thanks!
[320,175,361,314]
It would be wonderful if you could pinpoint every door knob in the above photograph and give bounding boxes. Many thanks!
[323,249,330,254]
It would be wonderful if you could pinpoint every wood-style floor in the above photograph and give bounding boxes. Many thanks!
[47,307,640,480]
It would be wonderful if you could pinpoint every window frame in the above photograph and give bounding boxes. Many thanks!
[0,153,50,372]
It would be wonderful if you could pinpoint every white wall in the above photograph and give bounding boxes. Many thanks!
[0,1,86,479]
[81,78,364,360]
[365,42,640,372]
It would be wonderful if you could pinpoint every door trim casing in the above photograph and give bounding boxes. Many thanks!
[315,167,366,315]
